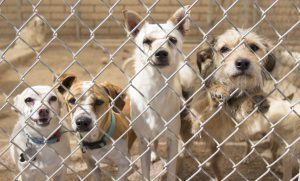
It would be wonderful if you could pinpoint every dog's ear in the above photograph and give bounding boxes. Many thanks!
[56,74,77,95]
[168,6,191,35]
[11,95,20,113]
[101,82,126,113]
[262,42,276,72]
[123,10,144,37]
[196,40,215,78]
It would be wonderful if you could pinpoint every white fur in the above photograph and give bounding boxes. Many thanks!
[10,86,70,181]
[126,8,190,180]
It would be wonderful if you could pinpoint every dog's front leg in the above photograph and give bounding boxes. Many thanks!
[83,153,101,181]
[282,153,293,181]
[166,137,178,181]
[139,137,150,181]
[114,141,131,181]
[151,140,159,163]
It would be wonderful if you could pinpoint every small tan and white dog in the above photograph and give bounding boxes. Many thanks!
[195,28,300,180]
[56,74,135,181]
[123,6,191,181]
[10,86,70,181]
[14,16,49,49]
[194,28,276,180]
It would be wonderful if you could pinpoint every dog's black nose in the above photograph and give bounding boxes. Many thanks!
[38,109,49,117]
[75,117,92,131]
[235,58,250,71]
[155,50,169,65]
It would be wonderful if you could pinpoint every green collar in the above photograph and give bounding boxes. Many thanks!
[81,112,116,151]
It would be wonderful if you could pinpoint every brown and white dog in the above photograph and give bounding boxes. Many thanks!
[56,74,135,181]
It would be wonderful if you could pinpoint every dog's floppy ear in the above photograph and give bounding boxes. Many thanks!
[262,42,276,72]
[196,40,215,78]
[11,95,20,113]
[168,6,191,35]
[56,74,77,95]
[123,10,144,37]
[101,82,126,113]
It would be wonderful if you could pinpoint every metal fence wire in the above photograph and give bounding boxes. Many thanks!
[0,0,300,180]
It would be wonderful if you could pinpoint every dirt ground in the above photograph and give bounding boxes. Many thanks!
[0,41,286,180]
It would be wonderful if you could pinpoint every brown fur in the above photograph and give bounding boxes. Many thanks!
[193,28,273,180]
[55,74,136,149]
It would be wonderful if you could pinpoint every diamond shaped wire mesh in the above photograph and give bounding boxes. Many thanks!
[0,0,299,180]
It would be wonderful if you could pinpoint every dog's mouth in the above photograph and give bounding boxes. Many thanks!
[231,71,252,78]
[150,59,170,67]
[76,127,91,132]
[33,118,51,127]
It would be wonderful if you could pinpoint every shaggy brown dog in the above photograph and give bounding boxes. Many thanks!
[193,28,274,180]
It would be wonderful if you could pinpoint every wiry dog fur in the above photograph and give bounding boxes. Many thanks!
[10,86,70,181]
[195,28,300,180]
[56,74,135,181]
[123,6,191,180]
[194,28,275,180]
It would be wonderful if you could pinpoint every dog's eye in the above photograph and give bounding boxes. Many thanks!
[169,37,177,44]
[94,99,104,106]
[249,44,259,52]
[49,96,57,102]
[143,38,152,45]
[220,46,230,53]
[24,97,34,104]
[68,97,76,105]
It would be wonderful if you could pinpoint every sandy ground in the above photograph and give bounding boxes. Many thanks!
[0,41,289,180]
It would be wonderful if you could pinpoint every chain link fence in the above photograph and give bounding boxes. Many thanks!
[0,0,299,180]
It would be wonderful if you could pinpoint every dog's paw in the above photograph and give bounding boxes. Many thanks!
[19,153,26,162]
[252,95,270,113]
[150,151,159,163]
[208,82,230,104]
[210,91,229,103]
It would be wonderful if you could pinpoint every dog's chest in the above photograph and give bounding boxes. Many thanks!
[15,133,69,175]
[129,75,181,137]
[18,143,64,176]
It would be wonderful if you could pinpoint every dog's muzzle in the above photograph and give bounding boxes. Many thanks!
[232,58,252,77]
[33,108,51,127]
[153,50,169,66]
[75,116,92,132]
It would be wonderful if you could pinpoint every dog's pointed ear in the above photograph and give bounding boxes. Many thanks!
[123,10,144,37]
[196,39,215,78]
[263,42,276,72]
[168,6,191,35]
[56,74,77,95]
[101,82,126,113]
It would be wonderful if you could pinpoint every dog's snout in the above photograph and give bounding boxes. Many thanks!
[155,50,168,59]
[155,50,169,65]
[38,109,49,117]
[235,58,250,71]
[75,117,92,131]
